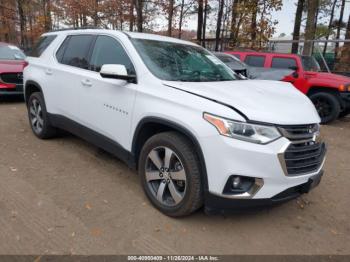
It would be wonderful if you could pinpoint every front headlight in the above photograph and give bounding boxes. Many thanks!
[204,113,281,144]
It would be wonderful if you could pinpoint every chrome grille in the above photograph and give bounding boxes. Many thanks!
[278,124,326,176]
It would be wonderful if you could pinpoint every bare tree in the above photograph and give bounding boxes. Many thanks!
[202,0,208,46]
[336,13,350,71]
[334,0,345,59]
[167,0,175,36]
[291,0,305,54]
[197,0,203,44]
[303,0,319,55]
[134,0,143,32]
[250,0,258,48]
[215,0,225,51]
[323,0,337,56]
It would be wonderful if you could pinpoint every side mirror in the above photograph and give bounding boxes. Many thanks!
[100,64,136,83]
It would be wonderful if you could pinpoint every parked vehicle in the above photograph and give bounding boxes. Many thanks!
[214,52,294,81]
[227,51,350,123]
[24,29,326,216]
[0,42,27,96]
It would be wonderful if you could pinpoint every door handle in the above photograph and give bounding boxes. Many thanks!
[45,69,53,75]
[81,79,92,87]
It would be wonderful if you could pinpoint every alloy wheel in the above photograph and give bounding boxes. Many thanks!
[29,98,44,134]
[145,146,187,206]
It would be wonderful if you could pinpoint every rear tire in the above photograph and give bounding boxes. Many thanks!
[138,132,203,217]
[27,92,57,139]
[309,92,340,124]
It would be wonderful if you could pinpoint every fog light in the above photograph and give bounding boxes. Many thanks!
[232,176,241,188]
[223,175,256,195]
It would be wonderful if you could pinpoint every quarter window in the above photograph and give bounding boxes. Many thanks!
[89,35,135,74]
[61,35,94,69]
[29,35,57,57]
[271,57,297,69]
[244,55,265,67]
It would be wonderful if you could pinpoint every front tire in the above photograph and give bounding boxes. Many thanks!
[138,132,203,217]
[309,92,340,124]
[27,92,57,139]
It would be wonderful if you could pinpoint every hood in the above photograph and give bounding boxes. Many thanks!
[306,71,350,85]
[0,60,26,73]
[163,80,320,125]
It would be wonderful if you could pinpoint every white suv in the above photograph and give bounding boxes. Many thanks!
[24,29,326,216]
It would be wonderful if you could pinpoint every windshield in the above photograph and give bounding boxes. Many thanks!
[301,56,320,72]
[0,45,25,60]
[132,39,237,82]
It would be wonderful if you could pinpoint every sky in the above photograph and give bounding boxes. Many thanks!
[182,0,350,38]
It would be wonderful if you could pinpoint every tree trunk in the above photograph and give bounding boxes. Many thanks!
[335,0,345,60]
[291,0,305,54]
[43,0,52,31]
[167,0,174,36]
[178,0,185,38]
[134,0,143,32]
[129,0,134,31]
[202,0,208,47]
[250,0,258,48]
[335,14,350,71]
[230,0,239,47]
[215,0,224,51]
[322,0,337,56]
[93,0,99,26]
[17,0,28,49]
[197,0,204,44]
[303,0,319,56]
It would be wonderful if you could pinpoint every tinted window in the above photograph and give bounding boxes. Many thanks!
[30,35,57,57]
[271,57,297,69]
[55,37,70,62]
[61,35,94,69]
[90,36,135,74]
[244,55,265,67]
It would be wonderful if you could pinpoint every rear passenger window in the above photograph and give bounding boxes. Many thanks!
[61,35,94,69]
[89,35,135,74]
[29,35,57,57]
[55,37,70,62]
[245,55,265,67]
[271,57,297,69]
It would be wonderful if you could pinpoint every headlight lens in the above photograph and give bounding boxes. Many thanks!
[204,113,281,144]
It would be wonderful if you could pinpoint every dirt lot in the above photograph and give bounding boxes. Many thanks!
[0,96,349,255]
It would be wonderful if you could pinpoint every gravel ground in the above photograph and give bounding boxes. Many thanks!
[0,96,349,255]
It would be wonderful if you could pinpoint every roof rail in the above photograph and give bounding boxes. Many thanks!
[48,26,106,33]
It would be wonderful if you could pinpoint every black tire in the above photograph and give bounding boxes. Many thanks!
[309,92,341,124]
[27,92,57,139]
[138,132,203,217]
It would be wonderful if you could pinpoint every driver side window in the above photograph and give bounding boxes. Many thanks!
[90,35,135,75]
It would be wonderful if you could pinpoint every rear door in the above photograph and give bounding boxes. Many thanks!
[50,34,95,122]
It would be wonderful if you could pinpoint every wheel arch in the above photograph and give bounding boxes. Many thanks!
[24,80,44,104]
[132,117,209,191]
[307,86,345,108]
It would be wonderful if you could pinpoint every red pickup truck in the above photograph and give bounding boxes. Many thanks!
[226,51,350,124]
[0,42,27,96]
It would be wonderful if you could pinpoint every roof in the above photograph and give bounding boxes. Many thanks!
[44,29,198,46]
